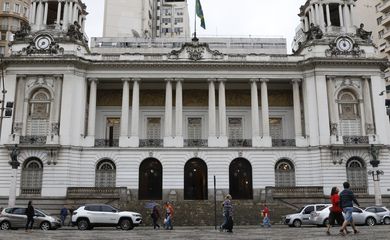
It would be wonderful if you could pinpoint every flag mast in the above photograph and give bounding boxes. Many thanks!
[193,0,198,41]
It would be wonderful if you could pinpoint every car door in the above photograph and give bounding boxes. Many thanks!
[302,205,315,225]
[11,208,27,228]
[34,210,46,227]
[100,205,120,224]
[85,205,103,224]
[352,207,364,224]
[375,207,387,219]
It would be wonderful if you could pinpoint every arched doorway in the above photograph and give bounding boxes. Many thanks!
[229,158,253,199]
[346,157,367,193]
[95,159,116,187]
[139,158,162,200]
[21,158,43,195]
[184,158,208,200]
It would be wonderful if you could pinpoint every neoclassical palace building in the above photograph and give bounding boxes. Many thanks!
[1,0,389,213]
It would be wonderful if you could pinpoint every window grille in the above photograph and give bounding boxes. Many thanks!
[21,159,43,195]
[187,118,202,139]
[275,160,296,187]
[270,118,283,139]
[147,118,161,139]
[27,89,51,136]
[228,118,243,139]
[346,158,367,193]
[338,90,361,136]
[95,160,116,188]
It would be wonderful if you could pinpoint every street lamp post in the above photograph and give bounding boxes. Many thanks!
[368,145,384,206]
[8,144,20,207]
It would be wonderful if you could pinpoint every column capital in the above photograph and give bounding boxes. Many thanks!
[291,78,302,84]
[174,78,184,82]
[260,78,269,83]
[88,78,98,83]
[361,76,371,81]
[132,78,141,82]
[165,78,174,82]
[249,78,259,83]
[217,78,227,82]
[121,78,131,82]
[207,78,216,83]
[326,76,336,81]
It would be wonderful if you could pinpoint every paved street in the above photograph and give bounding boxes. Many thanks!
[0,225,388,240]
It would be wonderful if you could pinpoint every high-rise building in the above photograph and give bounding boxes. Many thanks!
[375,0,390,58]
[0,0,30,56]
[103,0,190,38]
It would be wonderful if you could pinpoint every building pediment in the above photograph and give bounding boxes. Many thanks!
[168,41,224,61]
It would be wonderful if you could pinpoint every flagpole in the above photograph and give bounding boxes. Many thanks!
[193,0,198,41]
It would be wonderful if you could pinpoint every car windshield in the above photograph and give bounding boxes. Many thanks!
[36,209,49,216]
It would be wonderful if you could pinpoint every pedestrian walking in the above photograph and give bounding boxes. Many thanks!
[262,204,271,227]
[60,205,68,226]
[25,201,35,232]
[339,182,359,236]
[220,194,233,233]
[151,205,161,230]
[326,186,348,235]
[68,206,74,226]
[163,202,174,230]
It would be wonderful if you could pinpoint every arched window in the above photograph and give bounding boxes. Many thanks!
[229,158,253,199]
[338,90,361,136]
[275,159,296,187]
[95,159,116,188]
[21,158,43,195]
[184,158,208,200]
[27,88,51,136]
[346,158,367,193]
[139,158,162,200]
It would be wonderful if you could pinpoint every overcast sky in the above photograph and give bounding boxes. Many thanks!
[83,0,304,51]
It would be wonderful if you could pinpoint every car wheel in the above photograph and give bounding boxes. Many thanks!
[293,219,302,228]
[366,217,376,226]
[383,217,390,225]
[0,221,11,230]
[119,219,133,230]
[77,219,89,231]
[323,218,329,226]
[40,221,51,231]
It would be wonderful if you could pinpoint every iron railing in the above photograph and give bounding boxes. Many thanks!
[184,139,208,147]
[20,136,47,145]
[228,139,252,147]
[94,139,119,147]
[139,139,163,147]
[272,139,296,147]
[343,136,369,145]
[21,188,41,195]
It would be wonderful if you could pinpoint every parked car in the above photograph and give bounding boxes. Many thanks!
[365,206,390,225]
[282,204,330,227]
[71,204,142,230]
[0,207,61,230]
[310,206,381,226]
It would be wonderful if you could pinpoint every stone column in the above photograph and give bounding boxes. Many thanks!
[56,1,62,27]
[36,0,43,27]
[260,78,271,146]
[31,2,37,24]
[339,4,344,28]
[304,16,309,31]
[319,4,325,29]
[68,2,74,25]
[82,17,86,31]
[129,78,140,147]
[175,79,183,146]
[362,77,374,135]
[43,1,48,25]
[218,79,227,138]
[343,4,350,28]
[359,99,366,136]
[350,4,355,27]
[73,5,78,23]
[327,76,340,142]
[87,78,98,138]
[325,4,331,27]
[250,78,261,147]
[62,1,68,30]
[292,79,303,138]
[208,79,217,143]
[119,79,130,145]
[164,78,174,146]
[310,5,316,25]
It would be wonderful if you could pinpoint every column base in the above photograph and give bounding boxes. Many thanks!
[369,135,378,144]
[119,136,131,147]
[164,137,176,147]
[174,136,184,147]
[330,135,343,145]
[82,136,95,147]
[252,136,262,147]
[46,135,59,145]
[295,136,308,147]
[208,136,228,147]
[260,136,272,147]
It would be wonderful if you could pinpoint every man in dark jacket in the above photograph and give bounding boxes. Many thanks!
[339,182,359,235]
[25,201,35,232]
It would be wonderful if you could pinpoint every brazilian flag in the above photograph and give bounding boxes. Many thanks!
[196,0,206,29]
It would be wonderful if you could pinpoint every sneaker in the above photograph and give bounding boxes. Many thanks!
[339,230,345,236]
[326,231,330,236]
[353,230,359,234]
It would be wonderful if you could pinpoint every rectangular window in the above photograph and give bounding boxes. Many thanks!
[270,118,283,139]
[379,30,385,39]
[106,118,120,140]
[187,118,202,139]
[377,16,383,25]
[174,18,183,24]
[3,2,10,11]
[174,27,183,33]
[14,3,20,13]
[147,118,161,139]
[162,18,171,24]
[228,118,243,139]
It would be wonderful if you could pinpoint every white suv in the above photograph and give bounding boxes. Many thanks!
[71,204,142,230]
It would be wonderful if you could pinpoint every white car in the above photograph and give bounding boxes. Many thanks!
[71,204,142,230]
[282,204,331,227]
[365,206,390,225]
[310,206,381,226]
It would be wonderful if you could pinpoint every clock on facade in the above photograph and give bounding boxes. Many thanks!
[34,35,52,50]
[336,37,353,52]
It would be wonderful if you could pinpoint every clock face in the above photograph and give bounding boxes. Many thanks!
[336,37,353,51]
[35,36,52,50]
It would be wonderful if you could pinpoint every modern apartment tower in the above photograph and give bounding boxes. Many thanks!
[103,0,190,38]
[0,0,30,56]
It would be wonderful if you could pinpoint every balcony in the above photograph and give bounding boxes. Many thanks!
[343,136,369,145]
[272,139,296,147]
[94,139,119,147]
[184,139,208,147]
[378,0,390,13]
[382,14,390,27]
[383,29,390,41]
[21,188,41,196]
[20,136,47,145]
[228,139,252,147]
[139,139,163,147]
